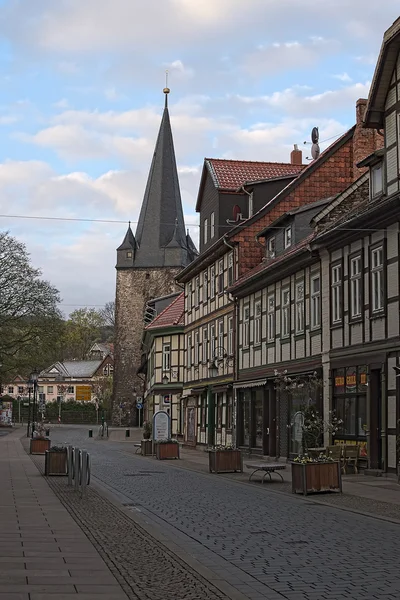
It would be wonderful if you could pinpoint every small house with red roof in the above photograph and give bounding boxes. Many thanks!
[140,292,185,438]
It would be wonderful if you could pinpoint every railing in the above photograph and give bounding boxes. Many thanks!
[67,445,91,497]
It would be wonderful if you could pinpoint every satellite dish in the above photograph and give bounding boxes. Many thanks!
[311,127,319,144]
[311,143,320,160]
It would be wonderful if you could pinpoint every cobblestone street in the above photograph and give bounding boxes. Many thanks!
[41,426,400,600]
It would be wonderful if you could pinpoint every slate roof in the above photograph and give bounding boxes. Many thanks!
[41,361,103,379]
[205,158,305,192]
[145,292,184,330]
[117,225,136,251]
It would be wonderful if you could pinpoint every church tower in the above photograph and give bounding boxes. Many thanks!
[113,87,197,425]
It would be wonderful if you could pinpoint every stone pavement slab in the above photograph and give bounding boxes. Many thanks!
[0,429,130,599]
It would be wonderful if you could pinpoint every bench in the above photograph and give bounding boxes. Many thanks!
[246,463,286,483]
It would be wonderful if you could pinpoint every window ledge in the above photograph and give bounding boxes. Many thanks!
[331,321,343,329]
[370,310,385,320]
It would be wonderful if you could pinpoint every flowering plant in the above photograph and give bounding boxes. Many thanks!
[293,452,335,464]
[208,444,237,451]
[155,438,178,444]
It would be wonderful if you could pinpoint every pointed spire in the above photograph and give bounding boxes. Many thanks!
[117,222,136,251]
[163,70,170,108]
[133,86,193,268]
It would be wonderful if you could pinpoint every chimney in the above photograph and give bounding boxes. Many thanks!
[352,98,384,179]
[290,144,302,165]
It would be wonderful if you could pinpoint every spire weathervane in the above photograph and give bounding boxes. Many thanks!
[163,70,170,108]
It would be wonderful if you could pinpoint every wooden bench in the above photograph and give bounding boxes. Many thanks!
[246,463,286,483]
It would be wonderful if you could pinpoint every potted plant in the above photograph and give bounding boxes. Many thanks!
[45,446,67,476]
[155,439,180,460]
[141,421,153,456]
[291,453,342,495]
[208,445,243,473]
[30,422,51,455]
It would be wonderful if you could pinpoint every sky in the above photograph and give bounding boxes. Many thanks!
[0,1,398,317]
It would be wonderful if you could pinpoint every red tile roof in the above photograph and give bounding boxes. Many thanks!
[145,292,184,330]
[206,158,305,192]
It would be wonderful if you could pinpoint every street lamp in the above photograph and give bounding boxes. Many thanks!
[30,368,39,438]
[162,374,169,385]
[56,374,66,424]
[26,378,33,437]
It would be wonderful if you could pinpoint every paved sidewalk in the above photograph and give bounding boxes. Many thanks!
[0,428,129,600]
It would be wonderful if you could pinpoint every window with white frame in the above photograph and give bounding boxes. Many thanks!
[371,246,384,312]
[284,226,292,249]
[210,265,216,297]
[218,259,224,294]
[267,294,275,341]
[203,270,209,300]
[67,386,74,394]
[47,386,53,394]
[218,319,224,352]
[228,252,234,286]
[350,256,362,318]
[187,335,192,366]
[281,288,290,337]
[204,218,208,244]
[162,343,171,371]
[243,305,250,347]
[194,331,199,364]
[187,282,192,311]
[254,300,262,345]
[210,212,215,238]
[371,163,383,198]
[210,323,216,358]
[195,276,200,307]
[331,264,342,323]
[295,281,304,333]
[310,274,321,328]
[228,317,233,355]
[203,326,208,362]
[267,237,276,258]
[8,386,14,394]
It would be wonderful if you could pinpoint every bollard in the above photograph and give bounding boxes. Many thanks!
[74,447,80,491]
[81,450,88,497]
[45,429,50,437]
[88,429,93,438]
[67,445,73,486]
[125,429,130,438]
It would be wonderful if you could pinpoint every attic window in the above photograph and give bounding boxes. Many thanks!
[371,162,383,198]
[284,226,292,249]
[126,251,133,259]
[266,237,275,258]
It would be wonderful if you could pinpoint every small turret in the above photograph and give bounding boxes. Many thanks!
[116,223,136,269]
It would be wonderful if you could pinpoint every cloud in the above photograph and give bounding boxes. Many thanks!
[333,72,352,82]
[164,60,195,80]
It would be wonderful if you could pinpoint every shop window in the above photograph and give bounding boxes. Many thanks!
[331,264,342,323]
[333,366,368,449]
[226,393,233,430]
[267,294,275,341]
[217,394,223,431]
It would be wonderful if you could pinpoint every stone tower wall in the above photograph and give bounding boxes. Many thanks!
[113,267,182,426]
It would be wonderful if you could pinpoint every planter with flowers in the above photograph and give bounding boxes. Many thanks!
[141,421,153,456]
[274,370,343,495]
[208,446,243,474]
[45,446,67,476]
[155,439,180,460]
[30,422,51,455]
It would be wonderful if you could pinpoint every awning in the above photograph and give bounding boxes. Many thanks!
[233,379,267,389]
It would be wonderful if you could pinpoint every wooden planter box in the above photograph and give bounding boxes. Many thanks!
[30,438,51,455]
[141,439,153,456]
[155,442,180,460]
[209,449,243,473]
[291,461,342,495]
[45,450,67,476]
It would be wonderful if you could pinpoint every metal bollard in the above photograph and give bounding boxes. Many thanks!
[81,450,88,497]
[125,429,130,438]
[88,429,93,438]
[74,447,80,491]
[67,445,73,486]
[45,429,50,437]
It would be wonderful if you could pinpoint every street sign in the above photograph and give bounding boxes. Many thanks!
[136,402,143,410]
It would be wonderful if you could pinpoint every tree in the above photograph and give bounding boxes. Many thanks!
[0,231,62,378]
[62,307,105,360]
[92,375,113,413]
[99,301,115,329]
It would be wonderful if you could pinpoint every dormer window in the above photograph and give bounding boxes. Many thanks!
[266,237,276,258]
[126,251,133,259]
[371,162,383,198]
[284,226,292,249]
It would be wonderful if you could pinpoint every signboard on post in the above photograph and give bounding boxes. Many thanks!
[76,386,91,402]
[152,410,171,442]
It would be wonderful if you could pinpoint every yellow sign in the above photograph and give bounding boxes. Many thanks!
[335,439,368,457]
[76,386,92,402]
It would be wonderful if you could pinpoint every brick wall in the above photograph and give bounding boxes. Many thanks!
[353,98,384,178]
[113,267,181,426]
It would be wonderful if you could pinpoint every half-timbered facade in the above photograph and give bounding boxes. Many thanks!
[141,293,185,437]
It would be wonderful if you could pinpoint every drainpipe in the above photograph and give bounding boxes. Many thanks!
[239,186,254,217]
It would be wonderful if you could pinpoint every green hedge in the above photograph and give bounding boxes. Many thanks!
[10,399,110,425]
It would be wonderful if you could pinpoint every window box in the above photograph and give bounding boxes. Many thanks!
[208,448,243,473]
[155,441,180,460]
[291,461,342,495]
[45,448,67,476]
[30,438,51,455]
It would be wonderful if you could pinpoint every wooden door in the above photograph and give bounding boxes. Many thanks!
[369,369,382,469]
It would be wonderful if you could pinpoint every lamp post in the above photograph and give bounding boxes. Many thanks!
[56,374,66,425]
[26,378,33,436]
[30,369,39,438]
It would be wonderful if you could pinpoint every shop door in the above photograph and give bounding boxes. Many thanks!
[369,369,382,470]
